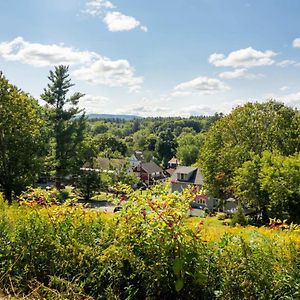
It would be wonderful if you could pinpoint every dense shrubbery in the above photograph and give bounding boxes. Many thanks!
[0,189,300,299]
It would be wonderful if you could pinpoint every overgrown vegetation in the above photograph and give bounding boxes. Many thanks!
[0,189,300,299]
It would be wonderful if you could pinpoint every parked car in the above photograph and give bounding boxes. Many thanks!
[113,206,122,213]
[190,201,207,210]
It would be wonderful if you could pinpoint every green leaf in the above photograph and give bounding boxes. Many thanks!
[175,278,184,292]
[173,257,183,274]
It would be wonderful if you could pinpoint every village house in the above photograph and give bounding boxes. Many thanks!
[170,166,204,192]
[165,156,180,177]
[170,166,219,211]
[128,151,144,170]
[81,157,126,174]
[168,157,180,169]
[133,161,165,185]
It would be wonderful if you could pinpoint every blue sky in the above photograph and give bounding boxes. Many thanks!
[1,0,300,116]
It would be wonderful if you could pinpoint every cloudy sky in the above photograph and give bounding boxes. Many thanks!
[1,0,300,116]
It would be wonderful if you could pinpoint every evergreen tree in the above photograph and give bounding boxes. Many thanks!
[41,65,86,188]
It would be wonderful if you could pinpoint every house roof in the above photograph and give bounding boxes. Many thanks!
[84,157,126,171]
[175,166,197,174]
[134,151,144,161]
[139,161,163,174]
[170,166,204,185]
[165,168,176,176]
[168,156,180,164]
[194,168,204,185]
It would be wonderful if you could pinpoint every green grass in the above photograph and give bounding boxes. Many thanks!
[91,192,117,201]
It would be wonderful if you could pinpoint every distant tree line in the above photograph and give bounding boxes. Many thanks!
[0,65,299,222]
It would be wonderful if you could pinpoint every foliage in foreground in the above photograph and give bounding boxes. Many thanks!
[0,190,300,299]
[0,73,46,203]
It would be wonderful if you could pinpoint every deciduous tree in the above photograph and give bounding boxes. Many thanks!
[0,73,46,202]
[198,101,299,199]
[155,128,177,167]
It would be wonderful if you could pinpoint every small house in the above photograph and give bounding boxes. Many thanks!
[168,157,180,169]
[133,161,165,185]
[129,151,144,170]
[170,166,204,193]
[165,157,180,177]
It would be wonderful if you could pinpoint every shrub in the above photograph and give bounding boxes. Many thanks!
[231,206,248,226]
[1,189,300,299]
[216,212,227,220]
[18,187,78,207]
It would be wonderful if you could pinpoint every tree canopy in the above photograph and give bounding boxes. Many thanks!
[0,73,46,202]
[176,130,203,166]
[155,128,177,167]
[198,100,299,221]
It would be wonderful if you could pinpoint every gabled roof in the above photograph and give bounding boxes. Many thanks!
[175,166,197,174]
[165,168,176,176]
[194,168,204,185]
[139,161,163,174]
[170,166,204,185]
[133,151,144,162]
[168,156,180,164]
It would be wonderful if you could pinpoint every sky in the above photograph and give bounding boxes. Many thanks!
[0,0,300,117]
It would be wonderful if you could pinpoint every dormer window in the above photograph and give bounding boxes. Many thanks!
[178,173,186,181]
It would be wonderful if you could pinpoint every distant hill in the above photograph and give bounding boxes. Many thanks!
[87,114,142,121]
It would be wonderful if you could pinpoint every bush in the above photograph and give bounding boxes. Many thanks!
[216,212,227,220]
[17,187,78,207]
[1,189,300,299]
[231,206,248,226]
[17,187,60,206]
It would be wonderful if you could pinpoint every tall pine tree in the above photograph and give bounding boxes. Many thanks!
[41,65,86,188]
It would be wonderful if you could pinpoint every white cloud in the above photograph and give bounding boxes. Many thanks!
[278,91,300,108]
[103,11,140,32]
[0,37,95,67]
[277,59,298,67]
[73,57,143,91]
[140,26,148,32]
[219,68,247,79]
[83,0,115,16]
[0,37,143,90]
[209,47,276,68]
[262,91,300,109]
[79,94,109,113]
[292,38,300,48]
[83,0,147,32]
[116,98,169,117]
[279,86,290,91]
[117,98,220,117]
[218,68,263,79]
[178,105,218,117]
[173,76,230,96]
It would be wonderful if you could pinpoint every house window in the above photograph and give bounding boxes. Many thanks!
[178,173,185,181]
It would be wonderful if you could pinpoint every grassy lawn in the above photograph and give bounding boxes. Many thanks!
[91,191,117,201]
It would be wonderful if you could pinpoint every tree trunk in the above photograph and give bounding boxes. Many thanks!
[4,187,12,205]
[55,165,62,190]
[261,207,269,224]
